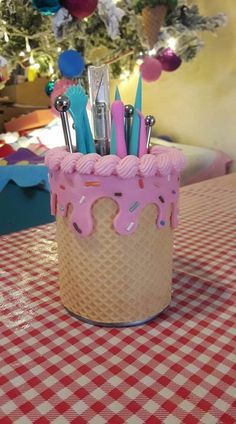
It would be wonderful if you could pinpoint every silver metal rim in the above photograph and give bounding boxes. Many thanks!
[65,305,170,328]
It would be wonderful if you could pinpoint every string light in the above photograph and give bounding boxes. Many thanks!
[148,48,156,56]
[120,69,131,81]
[136,51,144,65]
[49,63,54,75]
[133,65,140,76]
[25,37,31,52]
[29,53,34,65]
[4,32,9,42]
[167,37,177,51]
[136,58,143,65]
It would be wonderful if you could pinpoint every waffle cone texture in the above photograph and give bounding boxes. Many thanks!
[142,5,167,49]
[56,198,173,326]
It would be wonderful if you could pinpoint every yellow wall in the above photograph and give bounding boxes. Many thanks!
[112,0,236,170]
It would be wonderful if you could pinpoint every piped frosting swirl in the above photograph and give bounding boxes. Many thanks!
[45,146,186,178]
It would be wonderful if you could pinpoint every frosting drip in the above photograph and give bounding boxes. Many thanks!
[46,146,185,238]
[48,171,179,237]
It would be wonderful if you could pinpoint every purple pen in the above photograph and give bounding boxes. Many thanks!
[111,100,127,158]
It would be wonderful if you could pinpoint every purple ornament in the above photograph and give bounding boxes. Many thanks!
[156,48,182,72]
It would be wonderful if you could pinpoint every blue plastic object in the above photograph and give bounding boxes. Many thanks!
[0,165,54,235]
[58,50,85,79]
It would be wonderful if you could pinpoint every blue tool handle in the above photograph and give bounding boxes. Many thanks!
[128,111,139,156]
[70,110,87,154]
[110,120,116,155]
[83,109,96,153]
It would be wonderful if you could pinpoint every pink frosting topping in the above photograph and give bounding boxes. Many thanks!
[75,153,100,174]
[45,148,68,171]
[139,154,158,177]
[45,146,184,237]
[151,145,186,173]
[116,155,140,178]
[45,146,185,178]
[156,153,172,176]
[94,155,120,176]
[60,152,83,174]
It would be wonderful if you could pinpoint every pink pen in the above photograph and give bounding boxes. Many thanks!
[136,109,147,158]
[111,100,127,158]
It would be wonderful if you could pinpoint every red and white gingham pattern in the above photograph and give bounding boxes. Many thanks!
[1,174,236,424]
[174,173,236,286]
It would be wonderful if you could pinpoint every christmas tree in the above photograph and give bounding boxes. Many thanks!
[0,0,227,84]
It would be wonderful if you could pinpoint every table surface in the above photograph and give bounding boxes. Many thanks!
[1,174,236,424]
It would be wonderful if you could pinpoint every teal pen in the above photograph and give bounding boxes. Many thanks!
[129,75,142,156]
[83,108,96,153]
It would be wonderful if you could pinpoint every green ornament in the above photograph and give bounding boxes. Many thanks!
[45,80,55,96]
[32,0,61,15]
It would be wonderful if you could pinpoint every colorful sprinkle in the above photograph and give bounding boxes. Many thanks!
[73,222,82,233]
[84,181,101,187]
[154,182,160,188]
[114,192,123,197]
[159,196,165,203]
[59,206,64,212]
[167,175,171,182]
[79,195,86,204]
[172,190,176,195]
[160,220,165,226]
[129,201,140,213]
[138,178,144,189]
[126,222,135,232]
[60,185,65,190]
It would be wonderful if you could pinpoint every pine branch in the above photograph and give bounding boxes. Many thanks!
[0,0,227,80]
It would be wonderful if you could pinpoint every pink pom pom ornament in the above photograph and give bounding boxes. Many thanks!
[140,56,162,82]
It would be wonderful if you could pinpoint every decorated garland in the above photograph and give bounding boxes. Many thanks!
[0,0,227,84]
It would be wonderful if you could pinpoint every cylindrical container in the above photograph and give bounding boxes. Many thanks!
[45,146,185,326]
[57,199,173,326]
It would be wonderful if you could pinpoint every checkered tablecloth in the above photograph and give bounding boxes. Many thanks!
[174,173,236,286]
[1,174,236,424]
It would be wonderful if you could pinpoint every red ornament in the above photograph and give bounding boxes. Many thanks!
[61,0,98,19]
[156,48,182,72]
[140,56,162,82]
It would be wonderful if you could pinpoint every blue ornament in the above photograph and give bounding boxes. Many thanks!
[45,80,55,96]
[32,0,61,15]
[58,50,85,79]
